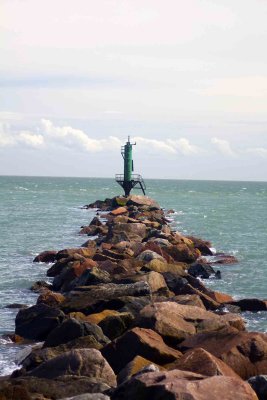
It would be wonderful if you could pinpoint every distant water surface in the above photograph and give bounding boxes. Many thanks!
[0,176,266,375]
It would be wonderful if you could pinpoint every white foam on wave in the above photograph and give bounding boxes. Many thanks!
[0,361,18,376]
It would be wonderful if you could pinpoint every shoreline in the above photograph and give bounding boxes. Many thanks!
[0,194,265,399]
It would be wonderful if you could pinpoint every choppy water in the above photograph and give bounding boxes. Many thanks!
[0,176,266,375]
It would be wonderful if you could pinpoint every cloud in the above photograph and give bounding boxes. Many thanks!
[18,131,44,147]
[133,136,201,155]
[166,138,200,155]
[211,137,237,157]
[41,119,122,152]
[244,147,267,158]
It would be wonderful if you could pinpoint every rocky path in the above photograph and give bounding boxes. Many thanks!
[0,195,266,399]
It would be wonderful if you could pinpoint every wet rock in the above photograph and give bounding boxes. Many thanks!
[52,259,96,292]
[27,349,116,387]
[211,253,239,264]
[188,262,216,279]
[127,195,160,209]
[166,347,240,378]
[30,281,52,293]
[137,250,165,263]
[43,318,109,348]
[227,298,267,312]
[69,267,112,289]
[33,250,58,263]
[248,375,267,400]
[110,370,258,400]
[179,327,267,379]
[83,310,120,325]
[107,222,147,243]
[110,207,128,216]
[186,235,213,255]
[15,303,65,340]
[5,303,28,309]
[101,327,182,374]
[210,291,233,303]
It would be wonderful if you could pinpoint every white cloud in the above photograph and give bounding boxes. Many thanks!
[166,138,200,155]
[133,137,176,154]
[211,137,237,157]
[18,131,44,147]
[41,119,122,152]
[244,147,267,158]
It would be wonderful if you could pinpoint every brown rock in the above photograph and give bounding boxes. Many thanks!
[84,310,120,325]
[99,312,134,340]
[101,327,182,374]
[165,243,200,263]
[210,291,234,303]
[111,370,258,400]
[144,259,187,276]
[137,302,228,345]
[166,347,240,378]
[56,248,97,260]
[227,298,267,312]
[110,207,128,216]
[186,235,213,255]
[117,355,163,385]
[28,349,116,387]
[33,250,58,263]
[180,327,267,379]
[37,290,65,307]
[173,294,206,309]
[127,195,160,209]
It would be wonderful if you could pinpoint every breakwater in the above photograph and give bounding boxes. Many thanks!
[0,193,266,399]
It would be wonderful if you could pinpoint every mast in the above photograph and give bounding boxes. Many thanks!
[115,137,146,196]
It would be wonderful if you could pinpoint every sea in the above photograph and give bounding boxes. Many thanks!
[0,176,266,375]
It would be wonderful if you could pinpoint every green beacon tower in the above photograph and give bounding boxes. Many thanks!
[115,136,146,196]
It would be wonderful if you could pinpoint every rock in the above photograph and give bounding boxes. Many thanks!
[43,318,109,348]
[110,207,128,216]
[60,282,150,314]
[179,327,267,379]
[22,335,104,372]
[101,327,182,374]
[227,298,267,312]
[164,243,200,263]
[52,259,95,292]
[142,242,174,263]
[30,280,52,293]
[5,303,28,309]
[99,312,134,340]
[5,375,111,399]
[186,235,213,255]
[68,267,112,289]
[37,290,65,307]
[210,291,233,303]
[61,394,110,400]
[144,259,187,276]
[219,313,246,331]
[127,195,160,209]
[110,370,258,400]
[108,222,147,243]
[86,198,113,210]
[115,271,168,295]
[211,253,239,264]
[137,302,229,345]
[117,355,162,385]
[188,262,216,279]
[15,303,65,340]
[33,250,58,263]
[56,248,97,261]
[166,347,240,378]
[248,375,267,400]
[137,250,165,263]
[173,294,206,309]
[83,310,120,325]
[27,349,116,387]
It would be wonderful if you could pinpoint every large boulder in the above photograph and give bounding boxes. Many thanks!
[15,303,65,340]
[101,327,182,374]
[43,318,109,348]
[248,375,267,400]
[33,250,58,263]
[27,349,116,387]
[180,327,267,379]
[166,347,240,378]
[110,370,258,400]
[136,302,230,345]
[60,282,150,314]
[126,195,160,209]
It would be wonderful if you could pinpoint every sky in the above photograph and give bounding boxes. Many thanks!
[0,0,267,180]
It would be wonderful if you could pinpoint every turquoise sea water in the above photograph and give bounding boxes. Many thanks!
[0,176,266,375]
